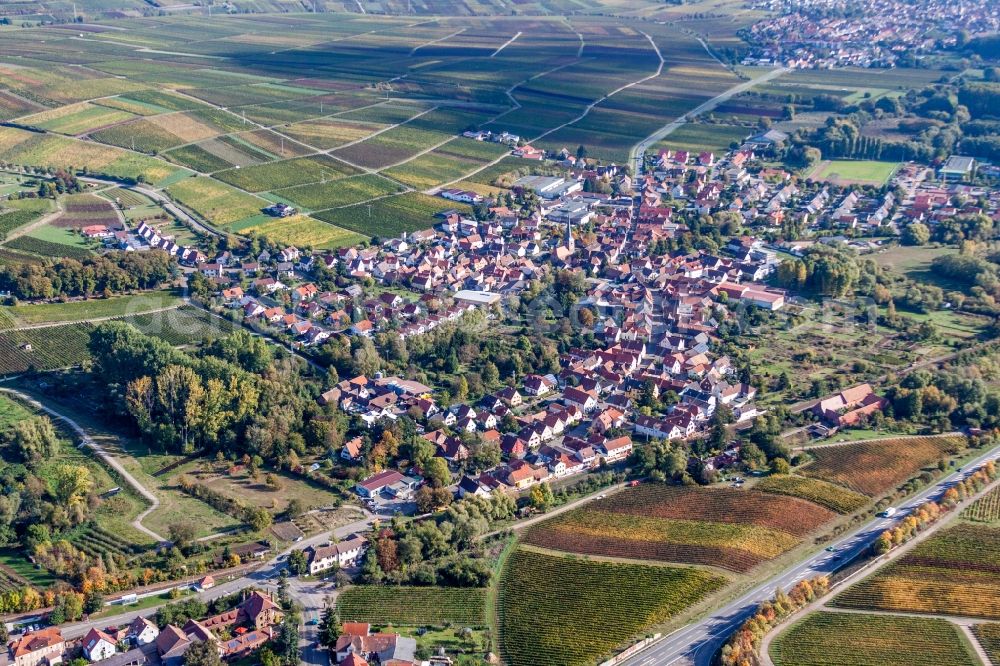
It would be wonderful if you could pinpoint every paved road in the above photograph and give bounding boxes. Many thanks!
[630,67,788,176]
[53,512,375,643]
[0,387,167,544]
[619,443,1000,666]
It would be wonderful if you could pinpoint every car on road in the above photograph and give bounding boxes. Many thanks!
[825,546,836,552]
[306,618,319,625]
[878,507,897,518]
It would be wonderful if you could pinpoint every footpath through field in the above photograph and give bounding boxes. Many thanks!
[0,386,166,543]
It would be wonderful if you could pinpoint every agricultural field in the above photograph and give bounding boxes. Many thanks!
[770,612,980,666]
[0,197,53,240]
[336,586,487,627]
[275,174,405,211]
[806,160,900,186]
[0,290,181,329]
[51,194,120,229]
[800,436,966,497]
[653,123,750,157]
[755,475,870,514]
[4,235,93,261]
[0,127,181,185]
[279,118,386,151]
[19,101,137,136]
[832,523,1000,620]
[241,216,364,249]
[314,192,469,239]
[213,155,362,192]
[973,624,1000,665]
[963,486,1000,524]
[521,485,837,573]
[333,124,454,170]
[165,177,266,228]
[499,548,726,666]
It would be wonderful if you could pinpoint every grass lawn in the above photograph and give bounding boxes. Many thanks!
[806,160,900,186]
[0,393,31,427]
[0,289,182,328]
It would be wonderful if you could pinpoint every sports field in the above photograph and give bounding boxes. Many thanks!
[806,160,900,185]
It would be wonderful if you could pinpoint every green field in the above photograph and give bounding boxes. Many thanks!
[654,123,749,156]
[337,586,487,627]
[771,612,979,666]
[499,549,726,666]
[0,290,181,329]
[806,160,900,185]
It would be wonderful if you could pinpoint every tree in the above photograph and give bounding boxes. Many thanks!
[287,549,308,576]
[770,458,791,475]
[83,589,104,615]
[423,457,451,489]
[5,416,60,464]
[318,603,340,649]
[529,482,554,512]
[902,222,930,246]
[183,639,223,666]
[276,612,301,665]
[576,145,588,159]
[168,522,197,549]
[286,498,304,519]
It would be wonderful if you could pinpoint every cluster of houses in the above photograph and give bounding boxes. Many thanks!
[129,221,204,264]
[742,0,999,68]
[334,623,418,666]
[7,616,158,666]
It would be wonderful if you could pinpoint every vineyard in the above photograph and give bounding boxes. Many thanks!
[121,306,239,346]
[972,623,1000,664]
[498,549,726,666]
[0,564,29,593]
[800,436,965,496]
[755,475,869,514]
[0,307,234,374]
[336,586,487,627]
[5,236,93,260]
[522,485,836,573]
[963,486,1000,524]
[832,524,1000,620]
[0,323,93,375]
[67,523,140,559]
[770,611,979,666]
[52,194,119,229]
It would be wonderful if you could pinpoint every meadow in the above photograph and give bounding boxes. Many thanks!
[0,290,181,329]
[800,435,966,496]
[522,485,836,573]
[499,548,726,666]
[770,612,980,666]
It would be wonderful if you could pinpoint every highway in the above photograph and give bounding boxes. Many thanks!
[620,443,1000,666]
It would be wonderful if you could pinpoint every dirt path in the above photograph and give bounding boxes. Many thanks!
[3,303,182,331]
[0,387,167,544]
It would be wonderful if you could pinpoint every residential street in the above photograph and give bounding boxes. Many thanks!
[618,443,1000,666]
